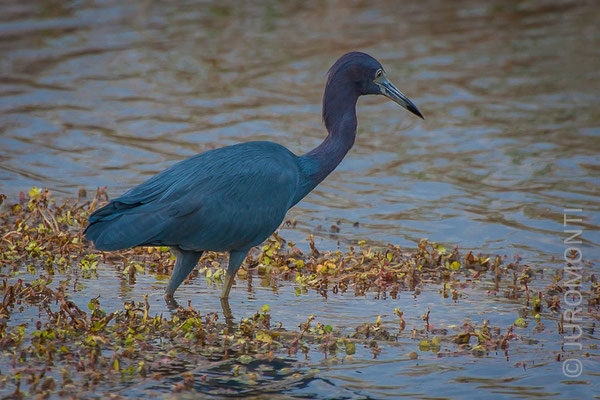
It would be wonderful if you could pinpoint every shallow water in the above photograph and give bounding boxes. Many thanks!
[1,0,599,398]
[7,252,598,399]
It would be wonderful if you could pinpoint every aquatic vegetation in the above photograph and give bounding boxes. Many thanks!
[0,188,598,397]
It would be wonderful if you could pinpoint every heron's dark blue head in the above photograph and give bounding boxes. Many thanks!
[326,52,423,119]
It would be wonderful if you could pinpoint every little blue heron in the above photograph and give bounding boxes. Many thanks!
[85,52,423,304]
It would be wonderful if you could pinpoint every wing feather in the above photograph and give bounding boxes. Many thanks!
[85,142,300,252]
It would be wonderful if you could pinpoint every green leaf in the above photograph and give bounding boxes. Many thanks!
[345,342,356,355]
[514,318,527,328]
[255,331,272,342]
[29,187,42,200]
[419,340,431,350]
[238,355,253,364]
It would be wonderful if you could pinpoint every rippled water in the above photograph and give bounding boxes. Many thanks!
[1,0,599,398]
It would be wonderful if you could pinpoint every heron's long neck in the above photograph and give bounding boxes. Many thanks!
[293,83,359,205]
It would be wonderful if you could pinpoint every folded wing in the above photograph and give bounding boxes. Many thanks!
[85,142,299,252]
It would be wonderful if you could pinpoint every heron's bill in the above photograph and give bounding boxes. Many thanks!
[377,76,424,119]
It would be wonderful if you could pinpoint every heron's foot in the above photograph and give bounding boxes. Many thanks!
[164,292,179,311]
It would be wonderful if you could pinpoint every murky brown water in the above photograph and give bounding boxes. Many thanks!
[1,0,599,398]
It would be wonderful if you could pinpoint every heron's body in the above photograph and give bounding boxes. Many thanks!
[87,142,299,252]
[85,52,423,301]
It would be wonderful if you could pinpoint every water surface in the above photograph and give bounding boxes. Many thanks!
[0,0,599,398]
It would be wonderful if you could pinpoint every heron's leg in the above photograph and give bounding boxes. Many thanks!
[220,297,234,330]
[221,249,249,299]
[165,248,203,302]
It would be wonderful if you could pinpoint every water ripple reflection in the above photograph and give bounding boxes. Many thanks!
[0,1,599,396]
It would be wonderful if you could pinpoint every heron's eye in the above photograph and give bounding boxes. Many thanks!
[375,69,383,79]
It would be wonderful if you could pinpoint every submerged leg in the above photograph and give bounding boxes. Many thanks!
[220,297,234,330]
[165,248,203,304]
[221,249,249,299]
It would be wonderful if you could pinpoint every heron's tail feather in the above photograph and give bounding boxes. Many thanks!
[84,202,167,251]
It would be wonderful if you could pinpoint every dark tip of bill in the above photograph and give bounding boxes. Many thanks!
[409,104,424,120]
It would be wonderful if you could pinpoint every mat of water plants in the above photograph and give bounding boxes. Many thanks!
[0,188,598,399]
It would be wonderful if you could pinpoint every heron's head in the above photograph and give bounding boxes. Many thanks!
[326,52,423,119]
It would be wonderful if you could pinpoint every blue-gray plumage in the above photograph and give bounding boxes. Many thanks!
[84,52,423,303]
